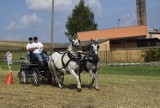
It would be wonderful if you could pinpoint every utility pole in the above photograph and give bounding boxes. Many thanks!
[50,0,54,53]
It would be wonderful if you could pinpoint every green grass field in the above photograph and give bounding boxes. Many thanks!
[0,41,160,107]
[0,65,160,107]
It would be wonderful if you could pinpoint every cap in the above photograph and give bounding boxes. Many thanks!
[34,37,38,41]
[28,37,33,41]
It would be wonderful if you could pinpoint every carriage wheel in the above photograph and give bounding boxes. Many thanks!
[30,68,40,86]
[18,69,28,84]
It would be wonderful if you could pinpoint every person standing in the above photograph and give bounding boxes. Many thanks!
[26,37,33,62]
[6,51,12,72]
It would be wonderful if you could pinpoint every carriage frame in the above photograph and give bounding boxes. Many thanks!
[17,57,54,86]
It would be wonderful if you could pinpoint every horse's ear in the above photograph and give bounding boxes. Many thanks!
[73,33,77,39]
[69,38,72,42]
[95,39,98,44]
[68,36,72,41]
[90,38,93,43]
[95,39,98,42]
[65,32,72,41]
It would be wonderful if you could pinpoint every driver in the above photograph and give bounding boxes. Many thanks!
[30,37,44,65]
[34,37,48,63]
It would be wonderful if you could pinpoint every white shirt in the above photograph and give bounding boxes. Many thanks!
[26,43,32,54]
[26,43,32,50]
[6,51,12,61]
[31,42,43,54]
[38,42,43,53]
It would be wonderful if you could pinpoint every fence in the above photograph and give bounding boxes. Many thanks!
[1,45,160,64]
[99,47,160,63]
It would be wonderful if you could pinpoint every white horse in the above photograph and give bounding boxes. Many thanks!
[80,39,100,90]
[48,37,82,91]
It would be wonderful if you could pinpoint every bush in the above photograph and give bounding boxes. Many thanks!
[142,47,160,62]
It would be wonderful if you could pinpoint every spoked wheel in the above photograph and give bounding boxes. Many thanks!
[18,69,28,84]
[30,68,40,86]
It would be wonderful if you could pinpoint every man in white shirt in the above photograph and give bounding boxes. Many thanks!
[35,37,48,63]
[26,37,33,62]
[30,37,44,65]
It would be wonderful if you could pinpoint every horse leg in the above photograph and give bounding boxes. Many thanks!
[89,70,99,90]
[95,70,99,90]
[50,61,63,89]
[70,70,81,92]
[53,70,63,89]
[48,61,55,84]
[95,63,100,90]
[48,61,55,78]
[89,70,95,87]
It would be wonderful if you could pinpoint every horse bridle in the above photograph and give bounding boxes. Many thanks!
[89,43,99,55]
[72,39,80,48]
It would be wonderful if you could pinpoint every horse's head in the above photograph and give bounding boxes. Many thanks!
[68,34,80,49]
[89,39,99,55]
[71,38,80,49]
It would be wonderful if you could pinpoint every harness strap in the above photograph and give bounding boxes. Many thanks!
[50,51,78,73]
[61,52,71,73]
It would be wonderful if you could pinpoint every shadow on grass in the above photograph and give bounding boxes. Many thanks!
[62,84,97,90]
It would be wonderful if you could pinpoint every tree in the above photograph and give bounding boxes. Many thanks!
[65,0,98,38]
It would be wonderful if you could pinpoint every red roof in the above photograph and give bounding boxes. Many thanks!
[78,25,149,41]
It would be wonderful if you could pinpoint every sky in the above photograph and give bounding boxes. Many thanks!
[0,0,160,43]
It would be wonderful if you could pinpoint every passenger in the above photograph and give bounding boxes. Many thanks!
[34,37,48,63]
[26,37,33,62]
[30,37,44,65]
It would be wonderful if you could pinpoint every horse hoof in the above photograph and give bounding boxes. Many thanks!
[60,86,63,89]
[59,85,63,89]
[88,85,93,89]
[96,88,100,91]
[77,88,81,92]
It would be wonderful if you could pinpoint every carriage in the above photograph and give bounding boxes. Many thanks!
[17,54,55,86]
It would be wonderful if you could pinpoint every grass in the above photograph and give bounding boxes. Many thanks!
[0,65,160,107]
[0,62,20,70]
[0,41,159,107]
[102,66,160,76]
